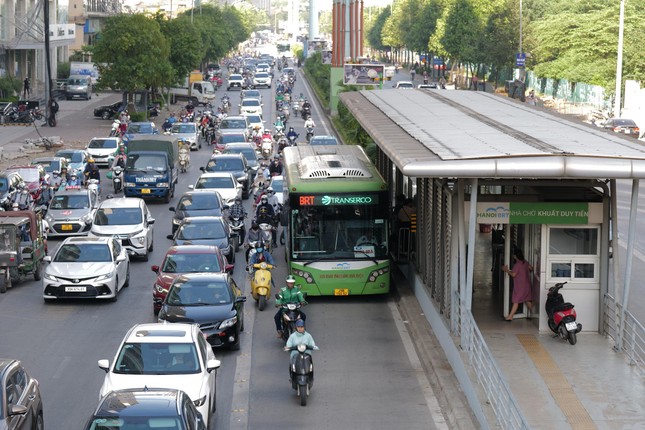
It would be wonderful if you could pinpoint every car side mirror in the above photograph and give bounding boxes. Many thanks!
[43,256,52,263]
[199,167,206,172]
[116,254,127,262]
[236,296,247,303]
[148,218,155,225]
[225,264,234,273]
[169,206,176,212]
[188,185,194,190]
[151,265,160,273]
[98,359,110,372]
[166,234,174,240]
[206,359,221,372]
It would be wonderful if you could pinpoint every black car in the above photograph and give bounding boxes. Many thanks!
[0,358,44,430]
[93,101,124,120]
[169,190,228,233]
[84,388,205,430]
[158,273,246,350]
[169,216,235,263]
[602,118,641,138]
[202,154,252,199]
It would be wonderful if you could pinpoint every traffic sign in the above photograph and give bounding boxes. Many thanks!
[516,53,526,68]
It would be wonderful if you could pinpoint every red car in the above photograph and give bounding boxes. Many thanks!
[151,245,233,314]
[6,165,48,199]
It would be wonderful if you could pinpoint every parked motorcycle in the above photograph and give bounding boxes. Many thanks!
[545,282,582,345]
[250,262,274,311]
[284,343,318,406]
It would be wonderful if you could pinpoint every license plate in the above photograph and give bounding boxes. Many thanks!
[65,286,86,292]
[565,322,577,331]
[334,289,349,296]
[61,224,73,231]
[141,189,151,194]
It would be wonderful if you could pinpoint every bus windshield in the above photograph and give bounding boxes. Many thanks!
[290,204,388,260]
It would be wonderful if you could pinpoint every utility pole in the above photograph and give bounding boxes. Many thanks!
[613,0,625,119]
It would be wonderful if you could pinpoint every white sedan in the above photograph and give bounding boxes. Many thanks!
[189,172,242,206]
[239,98,263,116]
[42,236,130,301]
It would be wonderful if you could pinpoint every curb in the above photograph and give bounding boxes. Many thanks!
[392,269,478,430]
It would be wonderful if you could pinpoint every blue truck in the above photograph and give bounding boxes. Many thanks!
[123,136,179,203]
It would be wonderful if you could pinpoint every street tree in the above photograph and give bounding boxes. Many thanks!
[93,14,173,101]
[156,14,204,85]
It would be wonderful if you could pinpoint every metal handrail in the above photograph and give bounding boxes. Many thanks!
[458,295,530,429]
[603,294,645,377]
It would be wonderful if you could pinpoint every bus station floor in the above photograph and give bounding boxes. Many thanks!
[469,231,645,429]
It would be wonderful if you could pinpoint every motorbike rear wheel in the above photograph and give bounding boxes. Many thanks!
[258,295,266,311]
[568,331,577,345]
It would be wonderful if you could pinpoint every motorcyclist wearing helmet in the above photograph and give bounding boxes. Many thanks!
[245,222,262,263]
[112,144,127,169]
[36,181,54,208]
[228,196,246,243]
[301,99,311,111]
[11,183,33,211]
[255,194,275,225]
[248,242,274,270]
[83,158,97,184]
[68,172,82,187]
[274,275,307,338]
[286,127,299,142]
[304,116,316,129]
[285,319,318,363]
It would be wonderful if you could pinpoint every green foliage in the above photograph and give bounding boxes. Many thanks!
[57,62,71,79]
[93,14,173,95]
[304,53,331,108]
[367,7,391,52]
[158,15,204,84]
[336,100,375,151]
[0,76,21,98]
[129,112,147,122]
[441,0,481,63]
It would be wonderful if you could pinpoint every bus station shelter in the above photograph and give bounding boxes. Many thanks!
[339,89,645,429]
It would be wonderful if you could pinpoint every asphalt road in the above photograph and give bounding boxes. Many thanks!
[0,65,440,429]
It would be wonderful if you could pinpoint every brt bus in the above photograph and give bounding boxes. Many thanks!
[282,145,391,296]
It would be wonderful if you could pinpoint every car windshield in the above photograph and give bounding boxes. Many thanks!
[162,253,222,273]
[244,91,260,98]
[270,178,283,192]
[128,123,155,134]
[612,119,637,126]
[50,194,90,210]
[94,207,142,226]
[9,168,39,182]
[88,139,117,149]
[126,153,166,171]
[220,119,246,129]
[177,193,220,211]
[113,342,200,375]
[57,151,84,163]
[242,100,260,107]
[86,417,182,430]
[227,148,257,166]
[205,159,243,172]
[54,244,112,262]
[177,222,225,240]
[166,280,232,306]
[68,78,86,85]
[246,115,262,123]
[172,124,196,134]
[195,176,235,189]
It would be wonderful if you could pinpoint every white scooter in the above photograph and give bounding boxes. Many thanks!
[261,138,273,160]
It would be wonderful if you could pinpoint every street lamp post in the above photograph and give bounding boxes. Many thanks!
[613,0,625,119]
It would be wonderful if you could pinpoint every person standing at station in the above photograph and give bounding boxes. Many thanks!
[502,249,535,321]
[23,77,30,99]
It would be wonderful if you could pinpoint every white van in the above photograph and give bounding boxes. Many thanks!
[66,75,92,100]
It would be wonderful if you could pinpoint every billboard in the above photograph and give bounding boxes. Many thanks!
[343,64,384,86]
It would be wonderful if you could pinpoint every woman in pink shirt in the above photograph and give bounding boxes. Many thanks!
[502,249,534,321]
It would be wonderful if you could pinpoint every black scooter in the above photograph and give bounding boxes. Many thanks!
[284,344,318,406]
[277,299,304,341]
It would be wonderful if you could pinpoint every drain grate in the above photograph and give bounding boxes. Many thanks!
[517,334,597,430]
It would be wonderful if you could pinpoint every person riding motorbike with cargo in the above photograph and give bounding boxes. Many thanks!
[275,275,307,338]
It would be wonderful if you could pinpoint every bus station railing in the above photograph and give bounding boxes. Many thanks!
[603,294,645,377]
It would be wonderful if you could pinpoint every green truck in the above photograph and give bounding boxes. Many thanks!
[123,136,180,203]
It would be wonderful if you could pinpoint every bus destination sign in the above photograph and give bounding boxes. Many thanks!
[298,194,380,206]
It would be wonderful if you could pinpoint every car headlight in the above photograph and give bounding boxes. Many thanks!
[45,214,54,223]
[193,395,207,407]
[125,182,136,187]
[135,236,146,245]
[44,273,58,282]
[157,182,169,188]
[220,316,238,329]
[154,283,167,294]
[95,271,115,282]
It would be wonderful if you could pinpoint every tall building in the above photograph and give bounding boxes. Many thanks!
[0,0,75,98]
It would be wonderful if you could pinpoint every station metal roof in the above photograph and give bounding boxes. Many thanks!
[339,89,645,179]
